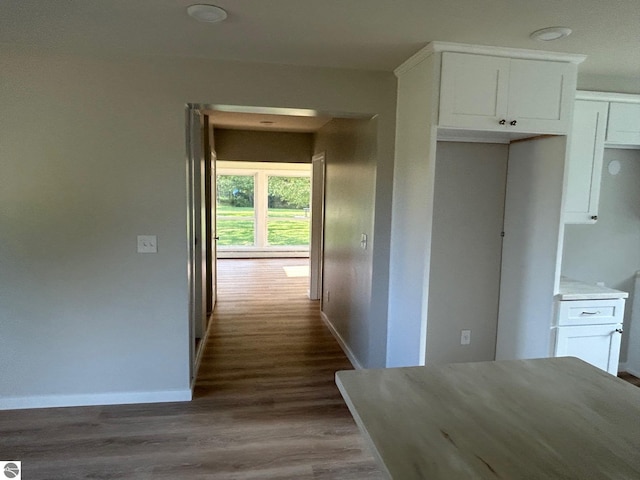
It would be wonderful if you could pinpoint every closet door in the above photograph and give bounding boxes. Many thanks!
[496,136,566,360]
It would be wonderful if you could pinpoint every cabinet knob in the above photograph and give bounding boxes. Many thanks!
[591,215,598,220]
[616,328,624,334]
[499,119,506,125]
[510,120,517,126]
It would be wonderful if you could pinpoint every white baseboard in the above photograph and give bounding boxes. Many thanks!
[0,389,192,411]
[320,311,363,370]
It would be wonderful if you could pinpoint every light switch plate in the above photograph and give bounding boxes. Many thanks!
[137,235,157,253]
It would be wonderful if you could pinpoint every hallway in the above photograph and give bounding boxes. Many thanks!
[0,258,382,479]
[191,258,382,478]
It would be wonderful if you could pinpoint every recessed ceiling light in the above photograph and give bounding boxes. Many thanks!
[187,4,228,24]
[530,27,572,41]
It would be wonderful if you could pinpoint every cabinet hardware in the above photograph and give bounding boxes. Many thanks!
[615,328,624,334]
[510,120,518,126]
[499,119,506,125]
[580,311,600,315]
[590,215,598,220]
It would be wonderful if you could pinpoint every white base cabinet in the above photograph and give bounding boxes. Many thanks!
[553,297,626,375]
[554,324,622,375]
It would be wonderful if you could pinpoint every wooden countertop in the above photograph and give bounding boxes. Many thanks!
[336,357,640,479]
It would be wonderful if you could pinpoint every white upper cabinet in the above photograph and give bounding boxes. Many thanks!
[439,52,576,135]
[607,102,640,147]
[564,100,608,224]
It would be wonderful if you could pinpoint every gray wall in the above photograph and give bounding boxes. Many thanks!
[0,45,396,407]
[213,129,313,163]
[314,117,383,368]
[562,148,640,363]
[427,142,508,365]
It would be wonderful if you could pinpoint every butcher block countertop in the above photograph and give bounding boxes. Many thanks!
[336,357,640,480]
[557,276,628,300]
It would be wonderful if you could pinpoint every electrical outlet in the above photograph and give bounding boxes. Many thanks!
[461,329,471,345]
[137,235,157,253]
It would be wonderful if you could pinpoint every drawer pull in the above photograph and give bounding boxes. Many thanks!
[616,328,624,334]
[580,311,601,315]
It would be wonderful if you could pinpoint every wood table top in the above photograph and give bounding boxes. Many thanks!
[336,357,640,479]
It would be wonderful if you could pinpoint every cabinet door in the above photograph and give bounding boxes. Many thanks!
[555,324,623,375]
[606,102,640,146]
[439,52,509,130]
[564,101,608,224]
[507,59,575,134]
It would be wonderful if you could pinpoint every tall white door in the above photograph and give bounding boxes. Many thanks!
[496,136,566,360]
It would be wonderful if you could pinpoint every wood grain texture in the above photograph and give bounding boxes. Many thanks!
[337,357,640,480]
[0,258,382,480]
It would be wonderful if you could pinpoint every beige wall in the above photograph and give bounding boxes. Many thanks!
[214,129,313,163]
[0,46,396,407]
[427,142,508,365]
[562,148,640,363]
[314,117,383,367]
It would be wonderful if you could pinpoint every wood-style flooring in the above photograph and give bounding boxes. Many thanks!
[2,258,639,479]
[0,258,382,480]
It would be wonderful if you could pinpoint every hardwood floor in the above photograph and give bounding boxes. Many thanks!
[619,371,640,387]
[3,258,638,479]
[0,258,382,480]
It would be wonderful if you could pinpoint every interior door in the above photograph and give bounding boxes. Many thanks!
[187,107,208,381]
[496,136,566,361]
[204,116,217,315]
[309,152,326,301]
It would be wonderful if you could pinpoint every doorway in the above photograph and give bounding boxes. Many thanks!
[186,105,331,386]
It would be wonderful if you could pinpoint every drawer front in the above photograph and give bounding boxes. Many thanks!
[556,299,625,326]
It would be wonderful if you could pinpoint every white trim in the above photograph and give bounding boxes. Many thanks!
[320,311,363,369]
[428,41,587,64]
[394,47,437,77]
[0,389,192,411]
[577,91,640,104]
[396,41,586,77]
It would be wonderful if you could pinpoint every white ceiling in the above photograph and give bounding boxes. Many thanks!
[2,0,638,84]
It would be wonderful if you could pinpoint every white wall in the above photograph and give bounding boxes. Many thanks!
[387,54,439,367]
[427,142,508,365]
[0,46,396,408]
[314,118,381,368]
[562,148,640,363]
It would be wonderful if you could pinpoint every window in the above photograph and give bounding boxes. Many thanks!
[216,162,311,256]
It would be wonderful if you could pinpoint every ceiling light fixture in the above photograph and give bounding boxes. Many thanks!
[530,27,572,41]
[187,4,228,24]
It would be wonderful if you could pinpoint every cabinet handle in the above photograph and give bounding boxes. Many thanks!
[580,311,601,315]
[510,120,517,126]
[591,215,598,220]
[616,328,624,334]
[499,119,506,125]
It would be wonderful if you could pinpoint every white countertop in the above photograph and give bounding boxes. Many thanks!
[336,357,640,480]
[557,276,628,300]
